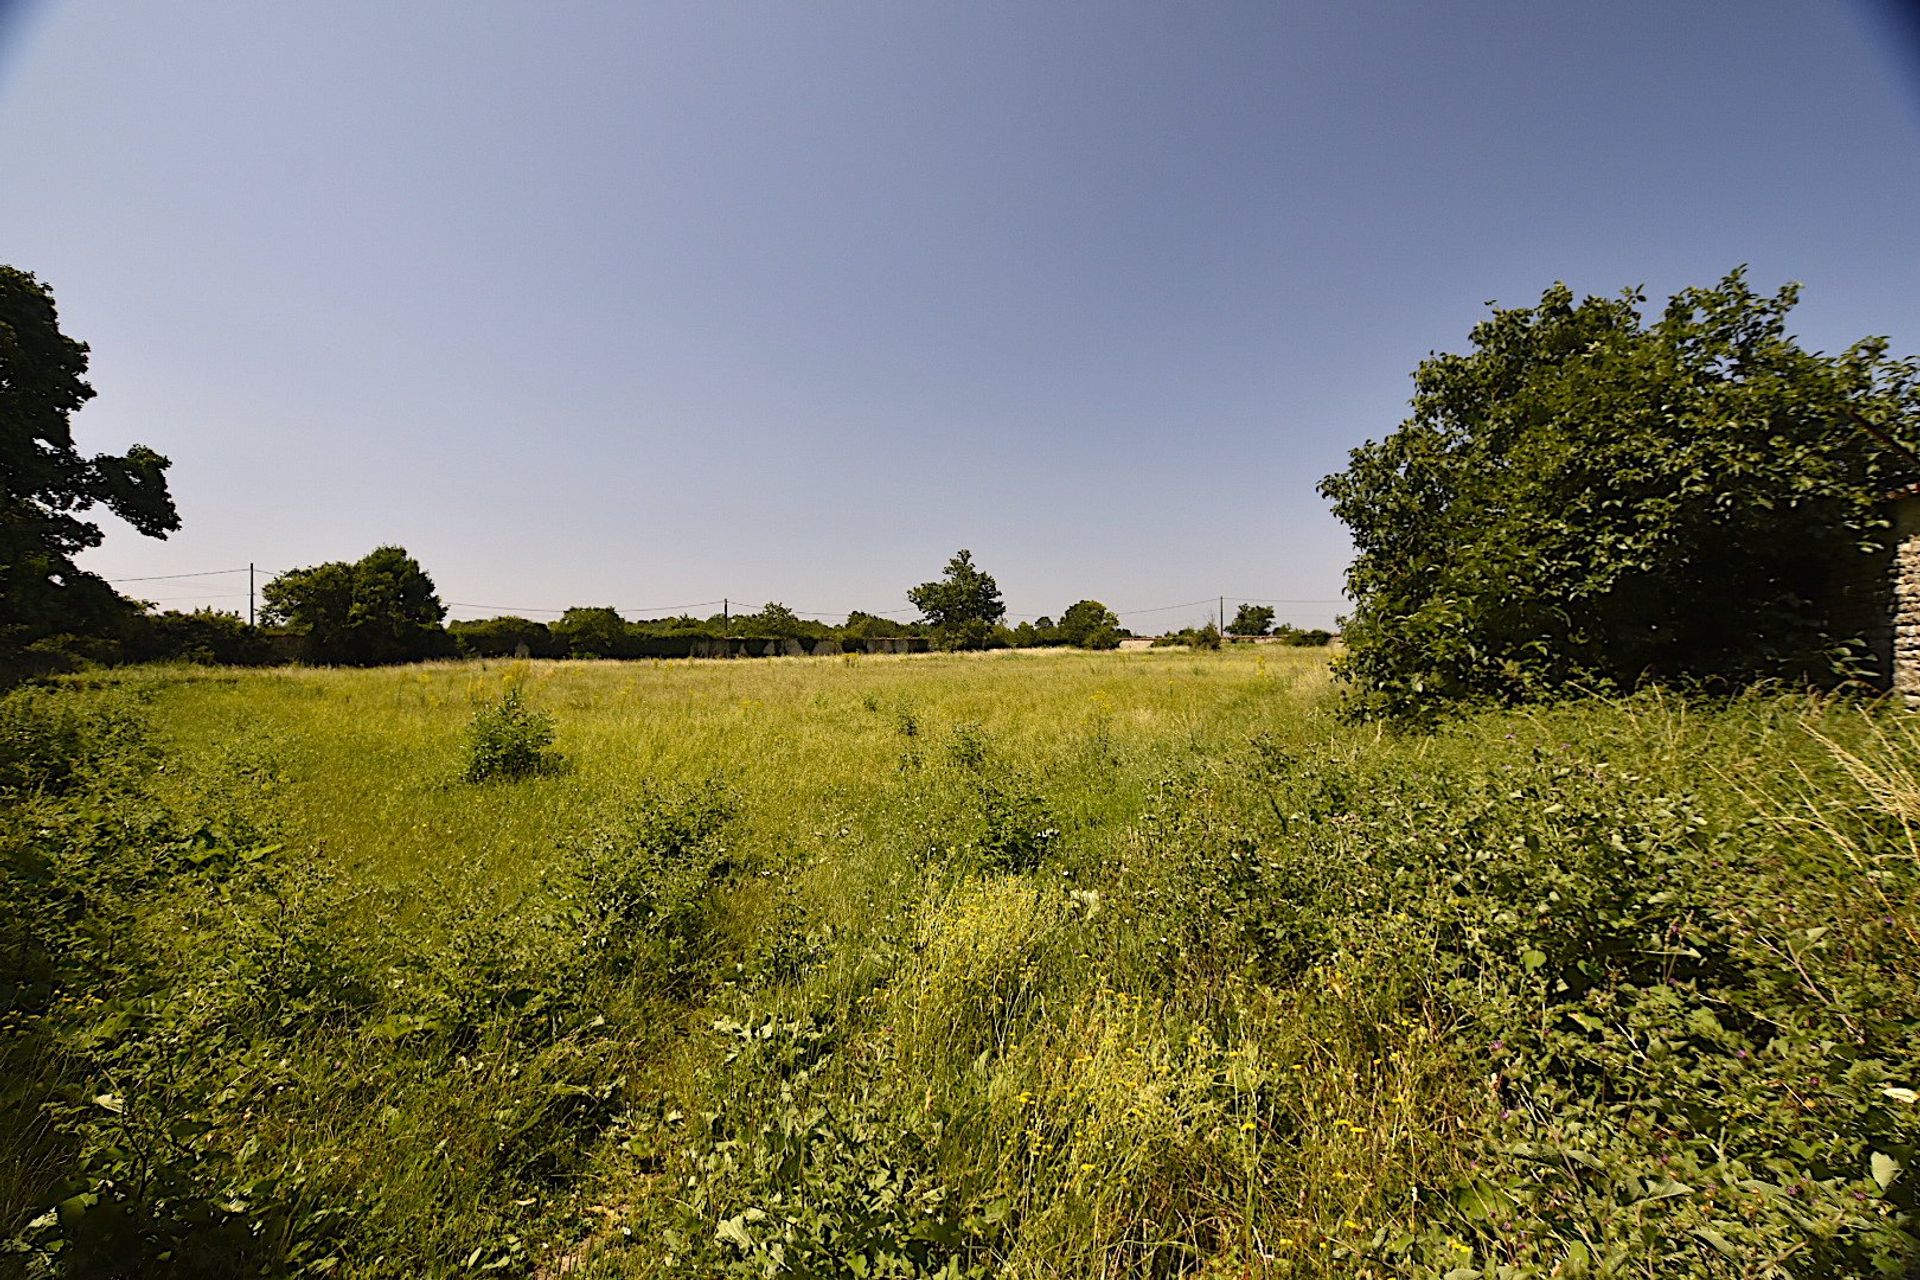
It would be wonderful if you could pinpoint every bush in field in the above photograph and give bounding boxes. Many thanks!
[1271,624,1333,646]
[1152,624,1221,648]
[462,688,560,782]
[1320,270,1920,718]
[0,685,147,796]
[564,781,737,986]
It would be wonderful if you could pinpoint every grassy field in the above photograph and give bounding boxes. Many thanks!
[3,646,1918,1277]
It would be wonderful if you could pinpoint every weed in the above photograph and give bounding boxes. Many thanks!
[462,687,560,782]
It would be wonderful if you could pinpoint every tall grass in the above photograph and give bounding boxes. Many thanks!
[2,649,1916,1277]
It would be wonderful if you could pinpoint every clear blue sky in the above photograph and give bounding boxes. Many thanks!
[4,1,1918,631]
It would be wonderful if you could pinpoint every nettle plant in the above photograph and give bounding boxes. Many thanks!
[462,687,561,782]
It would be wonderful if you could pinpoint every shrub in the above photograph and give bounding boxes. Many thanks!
[462,689,559,782]
[1319,270,1920,718]
[0,686,148,797]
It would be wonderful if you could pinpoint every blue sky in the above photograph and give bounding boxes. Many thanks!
[3,1,1918,631]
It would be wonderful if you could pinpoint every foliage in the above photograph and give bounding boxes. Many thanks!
[123,608,272,666]
[462,688,561,782]
[1155,621,1222,650]
[561,780,738,987]
[1056,600,1121,650]
[731,602,823,641]
[448,615,554,659]
[908,550,1005,650]
[552,606,632,658]
[4,652,1917,1278]
[1226,603,1274,636]
[260,546,452,666]
[839,611,903,642]
[1271,623,1334,647]
[0,266,180,683]
[1320,269,1920,719]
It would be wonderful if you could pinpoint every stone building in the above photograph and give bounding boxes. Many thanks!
[1824,487,1920,699]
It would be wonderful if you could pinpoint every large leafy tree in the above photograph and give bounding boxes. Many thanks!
[908,549,1005,649]
[1319,270,1920,718]
[1227,604,1275,637]
[551,606,630,658]
[1,266,179,673]
[1057,599,1122,649]
[261,546,450,665]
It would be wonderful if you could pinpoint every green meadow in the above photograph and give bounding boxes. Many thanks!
[3,646,1917,1277]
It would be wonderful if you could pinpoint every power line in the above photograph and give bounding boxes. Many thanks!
[1113,598,1219,617]
[445,602,570,616]
[138,592,253,603]
[1225,596,1344,605]
[106,568,247,583]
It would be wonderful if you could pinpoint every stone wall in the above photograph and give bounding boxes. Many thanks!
[1829,493,1920,699]
[1894,496,1920,701]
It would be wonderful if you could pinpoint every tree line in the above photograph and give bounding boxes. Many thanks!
[5,265,1328,677]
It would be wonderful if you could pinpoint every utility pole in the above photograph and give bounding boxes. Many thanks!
[723,598,729,636]
[1219,595,1225,634]
[249,563,255,627]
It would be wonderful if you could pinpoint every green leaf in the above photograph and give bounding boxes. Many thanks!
[1637,1176,1693,1202]
[1692,1225,1737,1257]
[716,1214,755,1249]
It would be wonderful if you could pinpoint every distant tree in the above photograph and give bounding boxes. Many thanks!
[840,610,894,640]
[551,607,629,658]
[1057,600,1122,649]
[449,615,553,658]
[1,266,180,678]
[631,613,708,637]
[1227,604,1275,637]
[1319,270,1920,718]
[261,546,451,665]
[124,608,269,666]
[740,601,811,639]
[908,549,1005,649]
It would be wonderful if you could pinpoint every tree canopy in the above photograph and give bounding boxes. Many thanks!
[551,607,629,658]
[1319,270,1920,718]
[1,265,179,676]
[1227,604,1275,637]
[908,549,1005,649]
[1057,599,1122,649]
[261,546,450,666]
